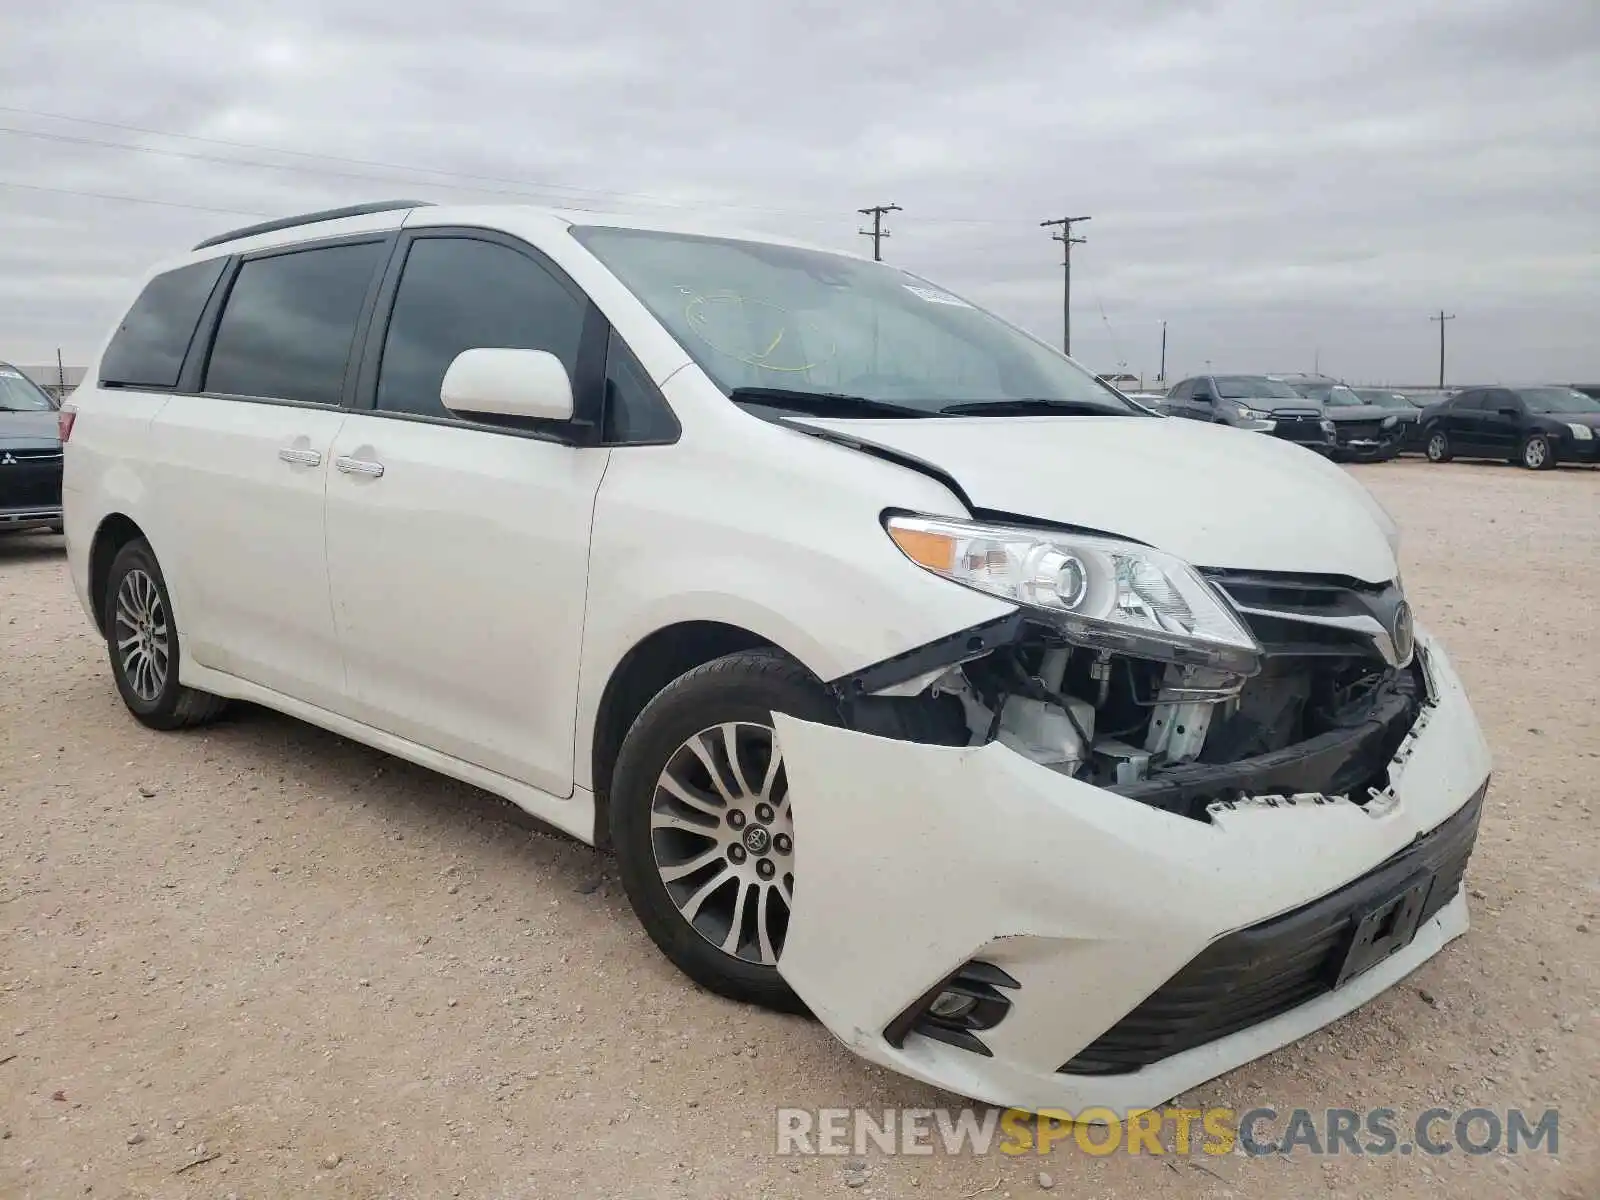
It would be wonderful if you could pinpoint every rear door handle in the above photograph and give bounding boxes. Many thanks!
[335,455,385,478]
[278,447,322,466]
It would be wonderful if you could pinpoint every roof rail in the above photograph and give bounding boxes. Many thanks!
[192,199,435,252]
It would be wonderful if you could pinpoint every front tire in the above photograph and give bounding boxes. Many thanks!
[1425,428,1453,462]
[1519,434,1555,470]
[103,538,227,730]
[610,650,840,1013]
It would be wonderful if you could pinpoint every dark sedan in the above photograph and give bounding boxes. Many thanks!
[1277,378,1405,462]
[0,363,64,535]
[1353,388,1426,452]
[1420,385,1600,470]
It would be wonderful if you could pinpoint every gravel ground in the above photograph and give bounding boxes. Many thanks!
[2,461,1596,1199]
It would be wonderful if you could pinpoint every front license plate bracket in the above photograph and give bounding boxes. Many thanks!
[1334,873,1434,988]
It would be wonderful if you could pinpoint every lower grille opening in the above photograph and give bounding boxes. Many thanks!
[1059,780,1486,1076]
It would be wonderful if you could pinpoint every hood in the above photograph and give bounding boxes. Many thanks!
[792,414,1401,583]
[0,408,61,448]
[1324,403,1403,423]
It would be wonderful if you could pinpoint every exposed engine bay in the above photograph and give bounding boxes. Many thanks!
[833,574,1428,822]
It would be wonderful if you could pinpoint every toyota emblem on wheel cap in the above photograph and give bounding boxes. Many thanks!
[1392,600,1415,664]
[743,825,771,855]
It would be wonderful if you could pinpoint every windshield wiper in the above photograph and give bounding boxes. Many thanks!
[727,387,935,419]
[939,398,1131,417]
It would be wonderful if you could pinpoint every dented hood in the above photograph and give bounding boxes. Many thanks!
[793,414,1401,583]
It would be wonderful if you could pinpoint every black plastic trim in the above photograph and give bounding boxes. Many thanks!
[1110,677,1419,814]
[192,200,432,251]
[828,611,1027,699]
[883,961,1021,1053]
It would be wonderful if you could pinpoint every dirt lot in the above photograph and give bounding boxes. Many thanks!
[2,461,1596,1199]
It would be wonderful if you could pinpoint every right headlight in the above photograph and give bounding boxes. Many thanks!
[1567,422,1593,441]
[1320,418,1338,435]
[1234,404,1273,420]
[884,514,1262,673]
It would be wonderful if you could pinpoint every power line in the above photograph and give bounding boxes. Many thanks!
[1429,310,1456,388]
[857,203,901,261]
[1041,214,1090,356]
[0,105,1030,226]
[0,179,270,218]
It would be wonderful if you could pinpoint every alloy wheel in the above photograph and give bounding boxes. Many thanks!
[1427,433,1447,461]
[1523,438,1548,469]
[114,568,169,702]
[649,722,794,966]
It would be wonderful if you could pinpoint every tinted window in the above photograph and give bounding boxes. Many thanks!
[376,237,585,419]
[99,259,227,389]
[1454,391,1485,411]
[205,242,385,405]
[601,332,679,443]
[1165,379,1193,401]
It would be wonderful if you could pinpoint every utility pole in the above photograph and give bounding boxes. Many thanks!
[1159,320,1167,382]
[1430,310,1456,388]
[56,348,66,397]
[1041,215,1091,356]
[857,204,901,262]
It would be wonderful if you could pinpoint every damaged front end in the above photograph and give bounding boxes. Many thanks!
[832,566,1426,822]
[770,516,1491,1116]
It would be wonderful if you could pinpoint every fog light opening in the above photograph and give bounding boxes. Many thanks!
[883,960,1021,1057]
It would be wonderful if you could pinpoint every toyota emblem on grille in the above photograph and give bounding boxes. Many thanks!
[1392,600,1415,664]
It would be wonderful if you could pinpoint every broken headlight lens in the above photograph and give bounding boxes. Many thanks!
[885,514,1262,673]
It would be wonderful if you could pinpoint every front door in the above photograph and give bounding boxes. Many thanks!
[324,231,609,796]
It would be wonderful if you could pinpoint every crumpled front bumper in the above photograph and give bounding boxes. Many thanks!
[773,626,1491,1116]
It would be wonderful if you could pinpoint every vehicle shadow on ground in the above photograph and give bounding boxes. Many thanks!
[0,533,64,562]
[195,697,608,881]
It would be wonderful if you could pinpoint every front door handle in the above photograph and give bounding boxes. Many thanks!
[278,447,322,467]
[335,455,385,478]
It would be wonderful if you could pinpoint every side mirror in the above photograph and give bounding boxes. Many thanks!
[441,348,574,424]
[1193,390,1213,404]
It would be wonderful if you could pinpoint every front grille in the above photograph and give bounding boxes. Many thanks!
[0,449,64,509]
[1059,782,1486,1075]
[1269,412,1328,444]
[1207,571,1403,662]
[1334,419,1386,442]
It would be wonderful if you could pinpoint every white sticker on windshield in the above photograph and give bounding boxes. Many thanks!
[903,284,972,307]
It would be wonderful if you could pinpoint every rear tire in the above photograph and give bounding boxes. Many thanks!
[610,650,841,1013]
[1519,434,1555,470]
[103,538,227,730]
[1425,428,1452,462]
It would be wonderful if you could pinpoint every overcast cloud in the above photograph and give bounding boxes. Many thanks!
[2,0,1596,384]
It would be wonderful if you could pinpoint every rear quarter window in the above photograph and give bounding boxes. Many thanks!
[98,258,228,389]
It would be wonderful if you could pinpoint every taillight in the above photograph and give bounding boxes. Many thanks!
[59,407,77,443]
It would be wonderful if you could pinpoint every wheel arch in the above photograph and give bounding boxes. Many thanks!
[587,620,816,846]
[88,512,150,635]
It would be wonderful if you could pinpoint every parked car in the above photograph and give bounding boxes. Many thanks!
[62,199,1492,1116]
[1271,375,1404,462]
[0,361,65,536]
[1420,385,1600,469]
[1162,374,1338,453]
[1352,387,1425,453]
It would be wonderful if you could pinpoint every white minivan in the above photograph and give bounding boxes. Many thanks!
[63,200,1491,1115]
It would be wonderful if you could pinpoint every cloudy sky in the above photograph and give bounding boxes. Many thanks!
[2,0,1596,385]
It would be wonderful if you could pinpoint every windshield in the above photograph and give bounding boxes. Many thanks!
[1518,387,1600,414]
[1355,389,1416,410]
[1213,375,1303,400]
[1286,381,1363,407]
[571,227,1139,417]
[0,367,57,412]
